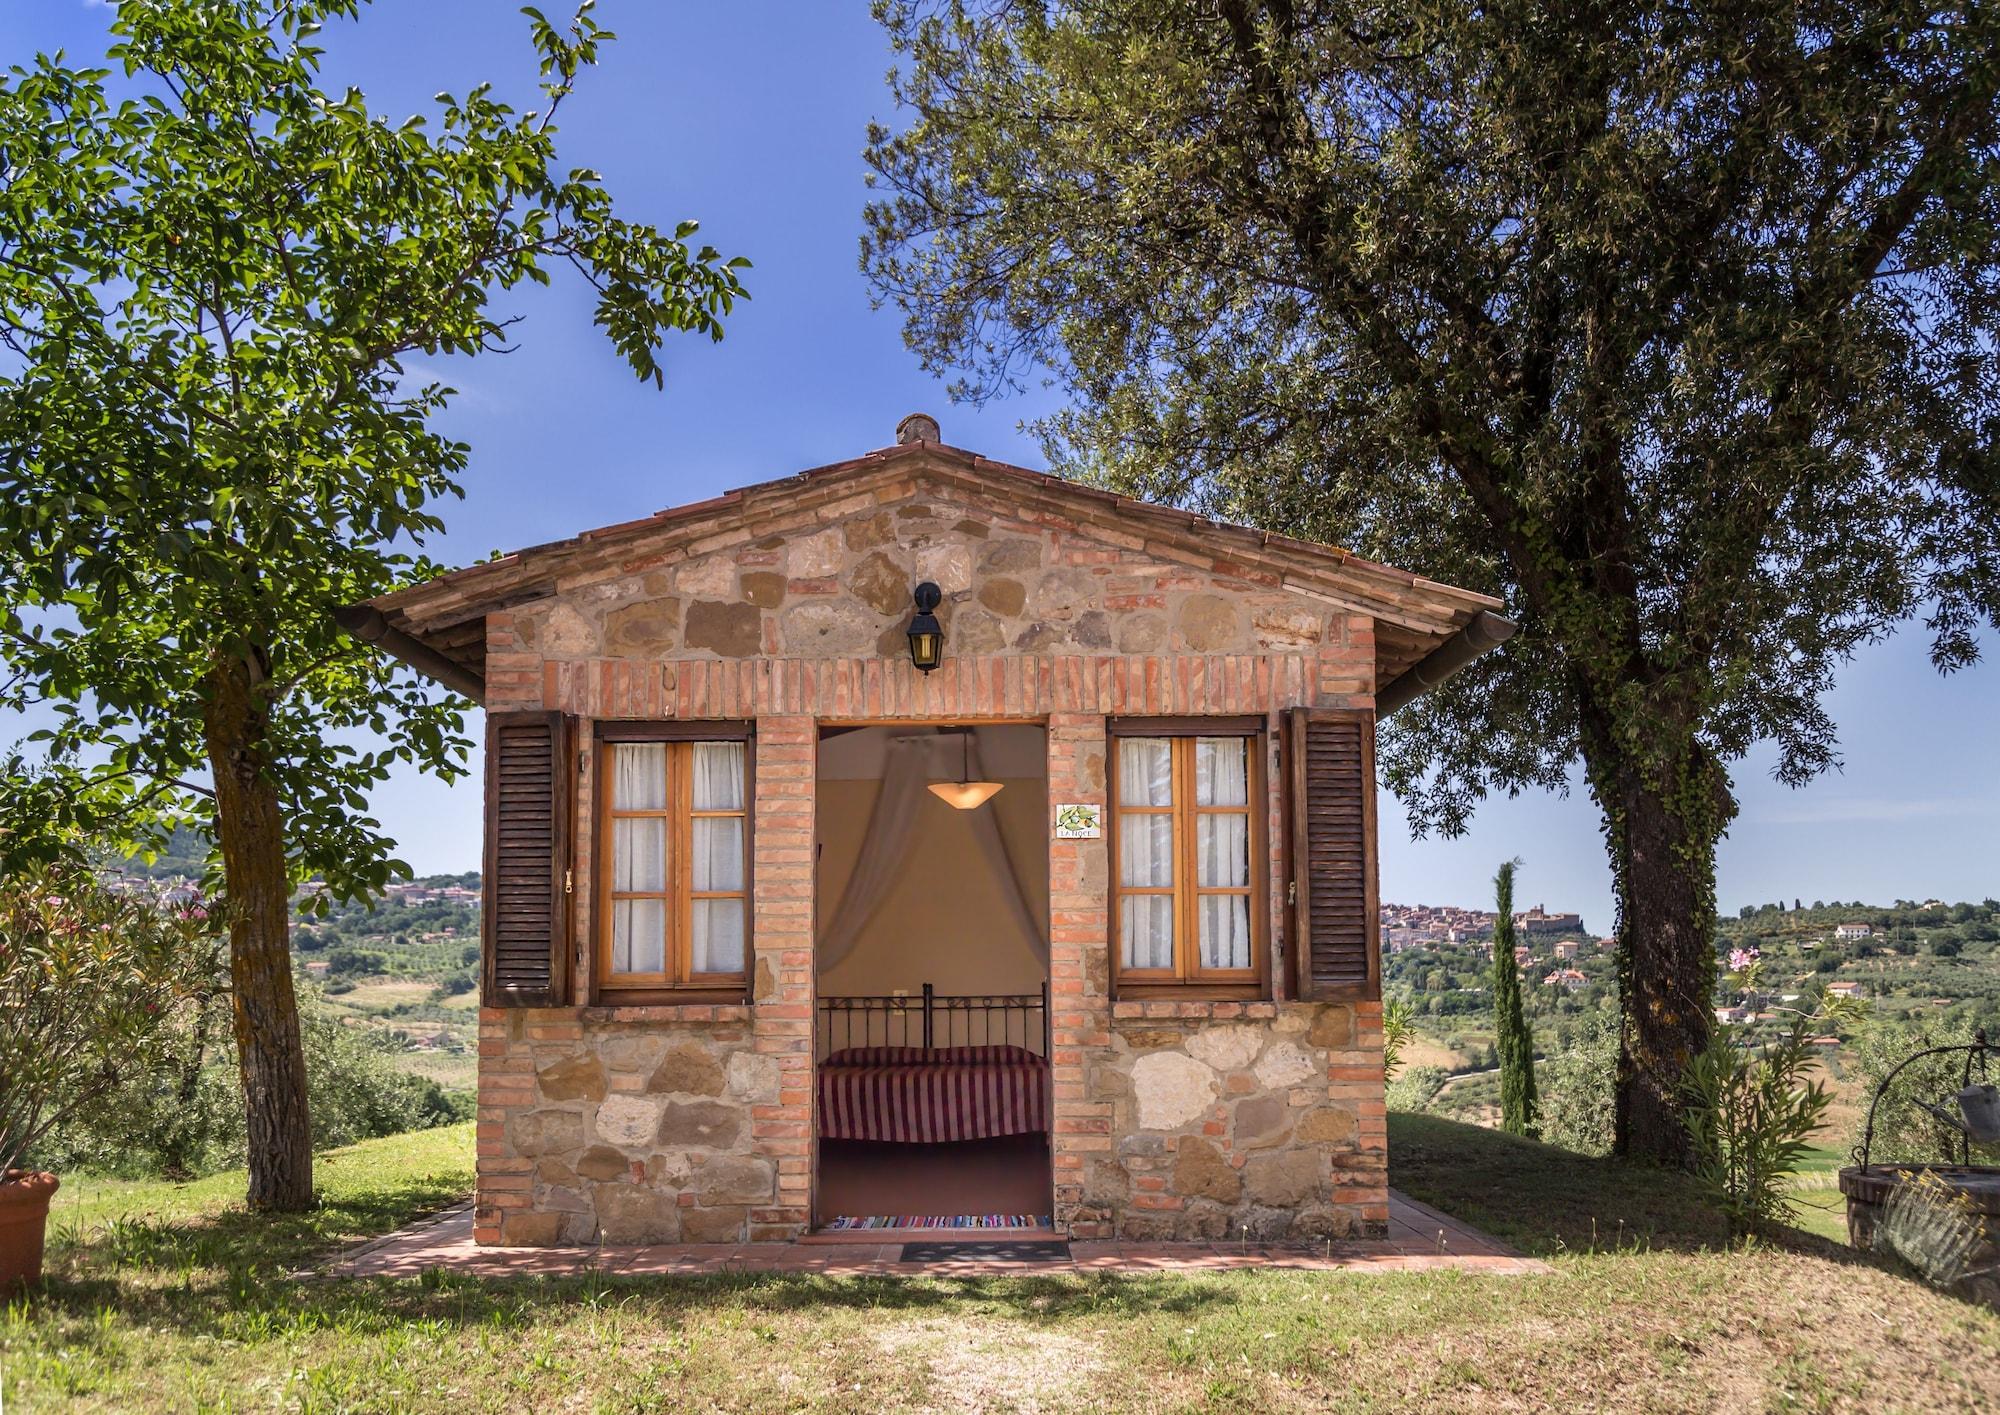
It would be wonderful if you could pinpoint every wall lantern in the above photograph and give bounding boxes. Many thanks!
[905,581,944,673]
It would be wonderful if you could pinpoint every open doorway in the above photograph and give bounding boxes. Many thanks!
[812,723,1052,1232]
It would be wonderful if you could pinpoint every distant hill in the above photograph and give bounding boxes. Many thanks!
[110,824,212,880]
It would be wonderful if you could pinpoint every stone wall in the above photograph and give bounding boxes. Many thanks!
[476,1009,782,1245]
[1075,1003,1386,1240]
[495,486,1349,678]
[472,462,1387,1245]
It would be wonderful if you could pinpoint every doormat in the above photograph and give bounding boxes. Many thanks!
[823,1214,1051,1230]
[900,1241,1072,1263]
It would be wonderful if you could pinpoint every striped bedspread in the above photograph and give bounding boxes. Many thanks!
[816,1044,1050,1143]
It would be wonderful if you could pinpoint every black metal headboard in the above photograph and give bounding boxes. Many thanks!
[816,982,1050,1058]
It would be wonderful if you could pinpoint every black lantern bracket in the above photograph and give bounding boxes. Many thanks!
[906,581,944,673]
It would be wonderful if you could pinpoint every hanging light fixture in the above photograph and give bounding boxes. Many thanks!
[927,728,1003,810]
[905,581,944,673]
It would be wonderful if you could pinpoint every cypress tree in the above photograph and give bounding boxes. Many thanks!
[1491,859,1539,1138]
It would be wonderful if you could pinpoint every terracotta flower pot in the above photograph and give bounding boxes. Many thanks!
[0,1169,60,1292]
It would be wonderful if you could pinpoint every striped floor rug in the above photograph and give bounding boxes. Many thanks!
[823,1214,1051,1230]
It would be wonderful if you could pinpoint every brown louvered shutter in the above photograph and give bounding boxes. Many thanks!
[482,710,575,1007]
[1286,707,1380,1001]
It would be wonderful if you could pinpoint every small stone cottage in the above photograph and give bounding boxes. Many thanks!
[343,416,1512,1245]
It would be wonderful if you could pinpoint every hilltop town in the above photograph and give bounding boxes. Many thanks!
[1382,900,1595,949]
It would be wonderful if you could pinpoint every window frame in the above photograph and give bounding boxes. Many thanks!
[1106,716,1272,1000]
[592,721,754,1004]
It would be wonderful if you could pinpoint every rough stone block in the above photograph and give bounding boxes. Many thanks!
[1253,1041,1317,1090]
[593,1184,679,1244]
[1307,1004,1355,1050]
[683,600,761,656]
[501,1210,566,1246]
[848,550,909,615]
[1184,1024,1262,1073]
[726,1050,781,1103]
[1243,1150,1321,1208]
[647,1044,726,1097]
[510,1109,584,1157]
[1297,1107,1358,1146]
[1131,1051,1217,1130]
[1232,1094,1293,1148]
[536,1054,607,1103]
[695,1154,775,1204]
[1171,1136,1242,1204]
[594,1095,668,1148]
[603,600,679,656]
[574,1145,630,1181]
[681,1205,750,1243]
[658,1099,743,1149]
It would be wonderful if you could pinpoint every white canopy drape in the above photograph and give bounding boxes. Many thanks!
[815,731,1047,971]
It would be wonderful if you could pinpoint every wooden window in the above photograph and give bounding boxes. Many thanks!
[596,726,751,998]
[1109,718,1269,997]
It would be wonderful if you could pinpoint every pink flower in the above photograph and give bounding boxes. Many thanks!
[1728,947,1760,972]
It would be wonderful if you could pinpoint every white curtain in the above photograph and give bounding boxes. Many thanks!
[1118,737,1253,971]
[816,731,1047,970]
[690,742,746,973]
[610,743,667,974]
[1117,738,1175,969]
[1196,738,1250,970]
[962,730,1046,965]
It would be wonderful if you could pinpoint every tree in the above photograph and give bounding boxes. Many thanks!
[1491,860,1538,1137]
[861,0,2000,1163]
[0,0,748,1209]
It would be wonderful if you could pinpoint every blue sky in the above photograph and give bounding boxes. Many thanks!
[10,2,1997,931]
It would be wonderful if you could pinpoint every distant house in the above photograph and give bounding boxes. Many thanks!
[1553,939,1581,961]
[1542,968,1586,992]
[1714,1005,1753,1024]
[1513,945,1532,966]
[304,960,330,975]
[1597,936,1618,951]
[1799,938,1820,952]
[1834,922,1872,940]
[1826,980,1866,1000]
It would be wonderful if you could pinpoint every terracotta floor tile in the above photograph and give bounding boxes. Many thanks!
[318,1187,1549,1280]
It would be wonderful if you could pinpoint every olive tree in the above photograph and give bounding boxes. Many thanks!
[862,0,2000,1162]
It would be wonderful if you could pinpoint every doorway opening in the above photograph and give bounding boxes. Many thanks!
[812,723,1052,1233]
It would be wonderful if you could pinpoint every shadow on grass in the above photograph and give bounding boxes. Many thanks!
[27,1262,1244,1351]
[1388,1110,1891,1263]
[46,1172,470,1280]
[1388,1110,1976,1294]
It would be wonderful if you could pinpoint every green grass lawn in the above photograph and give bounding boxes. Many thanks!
[6,1117,1997,1412]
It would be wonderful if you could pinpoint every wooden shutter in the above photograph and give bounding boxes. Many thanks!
[1286,707,1380,1001]
[482,710,576,1007]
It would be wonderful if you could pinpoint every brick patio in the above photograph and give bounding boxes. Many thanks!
[318,1190,1547,1279]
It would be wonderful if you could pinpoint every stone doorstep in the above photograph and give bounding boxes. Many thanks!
[313,1190,1548,1280]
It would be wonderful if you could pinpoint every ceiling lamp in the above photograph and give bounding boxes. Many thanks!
[927,729,1003,810]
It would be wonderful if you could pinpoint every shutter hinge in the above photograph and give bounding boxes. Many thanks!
[563,869,573,896]
[1288,880,1297,906]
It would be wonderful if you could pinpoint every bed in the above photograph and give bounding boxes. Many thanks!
[815,984,1051,1143]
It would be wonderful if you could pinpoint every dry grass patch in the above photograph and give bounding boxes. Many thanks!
[872,1317,1108,1413]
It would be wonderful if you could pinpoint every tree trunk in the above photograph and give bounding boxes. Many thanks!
[1583,719,1728,1167]
[202,652,313,1211]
